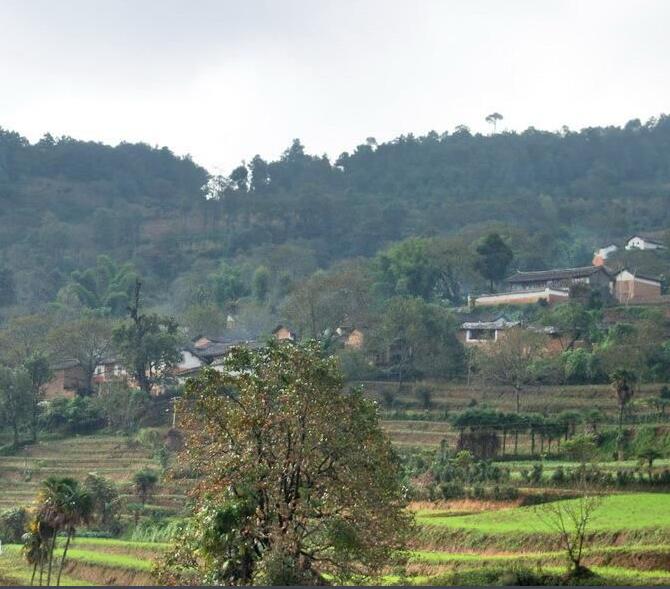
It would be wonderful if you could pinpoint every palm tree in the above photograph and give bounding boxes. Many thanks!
[56,483,92,586]
[36,478,70,586]
[35,477,91,586]
[638,446,662,480]
[611,369,635,461]
[133,468,159,505]
[21,519,50,586]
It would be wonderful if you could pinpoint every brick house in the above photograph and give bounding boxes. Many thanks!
[43,359,85,399]
[612,269,662,303]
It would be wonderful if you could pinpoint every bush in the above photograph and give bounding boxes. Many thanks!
[0,507,27,543]
[40,397,105,434]
[92,385,150,433]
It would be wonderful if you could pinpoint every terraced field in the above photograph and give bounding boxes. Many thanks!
[0,538,165,586]
[408,492,670,585]
[0,434,186,513]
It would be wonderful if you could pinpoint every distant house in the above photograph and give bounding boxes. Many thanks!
[92,356,127,386]
[458,319,573,353]
[458,318,520,345]
[505,266,612,292]
[625,235,666,251]
[273,325,297,342]
[335,326,365,350]
[612,269,662,304]
[592,244,618,266]
[471,288,570,307]
[44,359,85,399]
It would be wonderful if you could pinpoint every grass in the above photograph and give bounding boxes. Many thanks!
[417,492,670,533]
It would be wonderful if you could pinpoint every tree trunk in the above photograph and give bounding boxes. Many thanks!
[12,420,19,447]
[46,532,57,586]
[515,388,521,413]
[531,431,536,455]
[617,405,625,461]
[514,431,519,455]
[30,559,38,586]
[502,431,507,455]
[56,529,73,586]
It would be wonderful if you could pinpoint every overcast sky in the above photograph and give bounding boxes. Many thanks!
[1,0,668,173]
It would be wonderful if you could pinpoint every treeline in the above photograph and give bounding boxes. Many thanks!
[1,115,670,318]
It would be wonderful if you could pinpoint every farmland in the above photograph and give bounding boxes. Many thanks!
[2,381,670,585]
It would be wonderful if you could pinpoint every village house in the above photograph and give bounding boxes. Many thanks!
[471,287,570,307]
[612,269,663,303]
[92,356,127,386]
[44,359,85,399]
[458,318,520,345]
[506,266,612,292]
[335,326,365,350]
[592,244,618,266]
[625,234,666,251]
[470,266,612,308]
[272,325,297,342]
[458,318,575,353]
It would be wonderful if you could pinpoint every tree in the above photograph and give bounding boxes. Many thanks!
[637,444,662,480]
[0,365,31,447]
[611,369,635,461]
[251,265,270,302]
[541,303,596,350]
[112,280,181,394]
[474,233,513,291]
[84,473,121,533]
[376,238,443,299]
[535,491,602,578]
[133,468,158,505]
[485,112,503,134]
[23,354,52,442]
[282,262,373,340]
[32,477,92,586]
[156,341,411,585]
[55,255,138,316]
[48,317,114,396]
[478,327,547,412]
[369,297,464,387]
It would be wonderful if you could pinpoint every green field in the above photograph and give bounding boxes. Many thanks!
[417,493,670,533]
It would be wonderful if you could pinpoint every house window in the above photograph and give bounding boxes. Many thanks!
[466,329,496,342]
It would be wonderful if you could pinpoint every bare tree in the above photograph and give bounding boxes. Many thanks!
[535,491,602,578]
[477,327,547,412]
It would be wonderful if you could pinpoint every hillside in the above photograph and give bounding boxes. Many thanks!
[1,115,670,324]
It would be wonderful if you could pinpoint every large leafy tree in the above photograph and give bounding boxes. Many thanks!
[55,255,138,316]
[48,316,115,396]
[369,296,464,386]
[156,341,411,585]
[112,281,181,394]
[474,232,514,292]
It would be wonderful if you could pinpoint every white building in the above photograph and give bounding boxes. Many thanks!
[592,244,618,266]
[625,235,666,251]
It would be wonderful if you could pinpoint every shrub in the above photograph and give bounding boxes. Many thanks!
[0,507,27,543]
[40,397,105,434]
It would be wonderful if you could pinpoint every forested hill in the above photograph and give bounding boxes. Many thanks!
[1,115,670,317]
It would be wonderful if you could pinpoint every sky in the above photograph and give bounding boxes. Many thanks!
[1,0,669,174]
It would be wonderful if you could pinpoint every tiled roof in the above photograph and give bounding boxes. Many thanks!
[506,266,606,283]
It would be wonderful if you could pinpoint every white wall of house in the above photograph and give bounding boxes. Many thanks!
[626,236,664,250]
[179,350,203,371]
